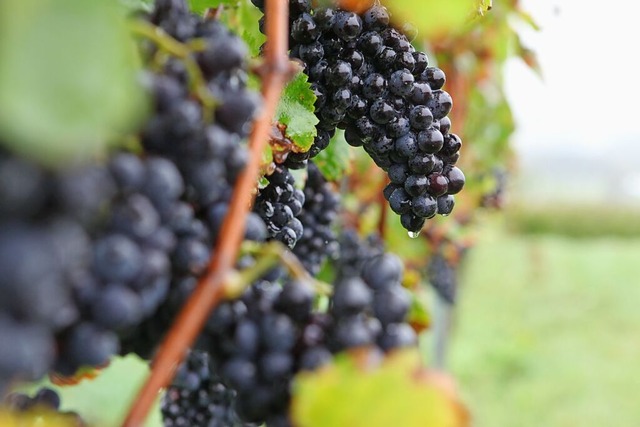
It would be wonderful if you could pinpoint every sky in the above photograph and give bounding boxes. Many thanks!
[503,0,640,203]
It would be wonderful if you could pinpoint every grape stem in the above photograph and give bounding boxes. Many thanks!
[241,241,333,296]
[121,0,295,424]
[129,19,217,118]
[377,177,389,239]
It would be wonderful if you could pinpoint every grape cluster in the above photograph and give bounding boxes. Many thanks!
[162,350,252,427]
[196,279,317,426]
[292,162,340,275]
[0,153,76,389]
[253,166,305,249]
[427,252,458,304]
[3,387,86,426]
[328,230,417,352]
[54,154,201,376]
[0,0,262,386]
[256,1,465,232]
[0,147,214,379]
[190,230,415,426]
[119,0,266,358]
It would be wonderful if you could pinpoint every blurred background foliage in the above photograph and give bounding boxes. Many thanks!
[397,1,640,426]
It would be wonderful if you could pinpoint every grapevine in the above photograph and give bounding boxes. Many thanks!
[0,0,534,426]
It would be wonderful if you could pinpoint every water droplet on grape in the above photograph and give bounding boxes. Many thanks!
[408,230,420,239]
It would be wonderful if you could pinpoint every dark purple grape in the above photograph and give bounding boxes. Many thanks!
[437,194,455,215]
[362,73,387,99]
[378,323,416,351]
[427,90,453,120]
[417,128,444,153]
[362,253,403,290]
[387,163,409,184]
[389,69,415,97]
[369,99,397,124]
[373,286,411,325]
[298,41,324,64]
[394,133,418,158]
[291,13,319,43]
[357,31,384,56]
[331,277,373,316]
[412,52,429,74]
[408,154,435,174]
[386,116,410,138]
[400,212,425,232]
[404,174,428,197]
[388,187,411,214]
[362,5,390,30]
[313,7,335,31]
[333,11,363,41]
[374,47,397,69]
[422,66,446,89]
[409,105,434,130]
[411,194,437,218]
[446,166,465,194]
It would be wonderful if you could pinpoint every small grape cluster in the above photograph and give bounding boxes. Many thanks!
[253,166,305,249]
[292,162,340,275]
[189,230,415,426]
[329,230,417,352]
[197,279,317,426]
[256,1,466,232]
[3,387,86,426]
[162,350,252,427]
[0,150,190,381]
[427,252,458,304]
[54,154,193,376]
[0,149,79,388]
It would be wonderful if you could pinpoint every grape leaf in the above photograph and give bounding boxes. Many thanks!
[408,288,432,333]
[291,349,469,427]
[188,0,265,57]
[120,0,154,12]
[188,0,229,14]
[382,0,486,37]
[236,0,266,57]
[275,72,319,152]
[314,130,352,181]
[0,0,146,166]
[16,355,162,427]
[0,410,78,426]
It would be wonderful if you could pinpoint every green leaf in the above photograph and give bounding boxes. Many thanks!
[188,0,266,56]
[236,0,267,57]
[16,355,162,427]
[291,349,469,427]
[314,130,351,181]
[120,0,154,12]
[275,72,319,151]
[290,168,309,190]
[382,0,483,37]
[0,0,147,166]
[187,0,227,14]
[408,288,432,332]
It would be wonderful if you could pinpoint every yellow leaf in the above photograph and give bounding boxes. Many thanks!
[291,349,469,427]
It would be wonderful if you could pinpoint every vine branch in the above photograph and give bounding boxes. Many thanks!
[122,0,294,424]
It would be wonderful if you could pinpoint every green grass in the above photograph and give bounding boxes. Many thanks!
[506,204,640,238]
[448,222,640,427]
